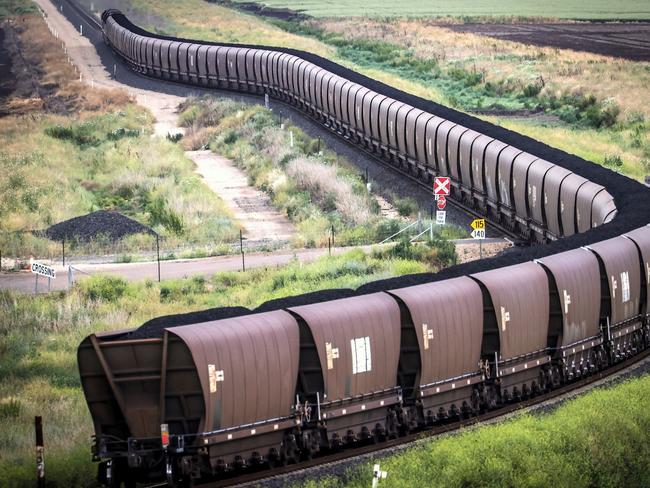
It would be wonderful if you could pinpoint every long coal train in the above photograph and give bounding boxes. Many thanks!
[77,9,650,487]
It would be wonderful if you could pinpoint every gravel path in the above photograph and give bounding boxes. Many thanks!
[187,150,295,242]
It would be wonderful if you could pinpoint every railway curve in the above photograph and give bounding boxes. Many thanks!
[76,9,650,487]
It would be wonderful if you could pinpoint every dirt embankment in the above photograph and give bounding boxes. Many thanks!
[0,13,131,116]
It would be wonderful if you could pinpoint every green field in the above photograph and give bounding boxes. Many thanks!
[232,0,650,19]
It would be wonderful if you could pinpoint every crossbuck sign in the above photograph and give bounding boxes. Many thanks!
[433,176,450,196]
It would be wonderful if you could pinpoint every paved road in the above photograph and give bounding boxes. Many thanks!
[0,239,508,294]
[0,247,360,293]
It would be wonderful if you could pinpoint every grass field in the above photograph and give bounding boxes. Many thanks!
[302,374,650,488]
[0,251,426,486]
[231,0,650,20]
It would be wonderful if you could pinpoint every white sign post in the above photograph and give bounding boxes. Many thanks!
[470,218,486,259]
[372,464,388,488]
[31,261,56,293]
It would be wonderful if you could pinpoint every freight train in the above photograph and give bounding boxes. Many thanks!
[77,10,650,487]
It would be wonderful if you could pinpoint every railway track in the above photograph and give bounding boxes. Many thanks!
[139,348,648,488]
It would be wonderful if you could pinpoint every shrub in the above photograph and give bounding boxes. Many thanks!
[394,196,418,217]
[80,275,128,302]
[603,154,623,168]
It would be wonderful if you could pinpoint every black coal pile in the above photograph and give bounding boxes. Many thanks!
[125,306,251,339]
[43,210,156,242]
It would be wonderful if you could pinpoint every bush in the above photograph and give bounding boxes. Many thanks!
[603,154,623,168]
[80,275,128,302]
[394,197,418,217]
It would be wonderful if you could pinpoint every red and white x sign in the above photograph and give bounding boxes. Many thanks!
[433,176,451,196]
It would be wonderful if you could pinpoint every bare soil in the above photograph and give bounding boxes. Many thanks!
[447,22,650,61]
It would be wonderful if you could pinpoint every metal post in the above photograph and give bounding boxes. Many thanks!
[317,137,321,154]
[290,130,294,147]
[240,230,245,272]
[156,235,161,282]
[34,274,38,294]
[48,277,51,293]
[0,247,2,271]
[264,93,269,109]
[62,239,65,266]
[79,24,83,36]
[35,416,45,488]
[479,240,483,260]
[330,225,334,247]
[328,237,331,256]
[365,167,369,183]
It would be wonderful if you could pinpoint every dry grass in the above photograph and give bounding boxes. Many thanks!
[317,18,650,119]
[4,14,133,115]
[286,157,373,225]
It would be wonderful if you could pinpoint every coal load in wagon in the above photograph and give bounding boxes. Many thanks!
[125,306,252,339]
[43,210,156,243]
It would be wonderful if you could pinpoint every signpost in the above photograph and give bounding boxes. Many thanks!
[470,218,486,259]
[31,261,56,293]
[35,416,45,488]
[433,177,450,226]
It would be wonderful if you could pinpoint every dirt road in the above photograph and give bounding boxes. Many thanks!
[187,150,295,242]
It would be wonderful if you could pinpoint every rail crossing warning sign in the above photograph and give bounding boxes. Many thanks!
[31,261,55,279]
[470,219,486,239]
[433,176,450,196]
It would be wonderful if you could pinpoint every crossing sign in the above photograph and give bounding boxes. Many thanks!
[433,177,450,196]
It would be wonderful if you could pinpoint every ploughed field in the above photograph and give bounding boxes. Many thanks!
[448,22,650,61]
[229,0,650,19]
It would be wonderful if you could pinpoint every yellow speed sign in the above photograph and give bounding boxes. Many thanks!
[471,218,485,231]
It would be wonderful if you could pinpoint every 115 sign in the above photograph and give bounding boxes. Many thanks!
[470,218,486,239]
